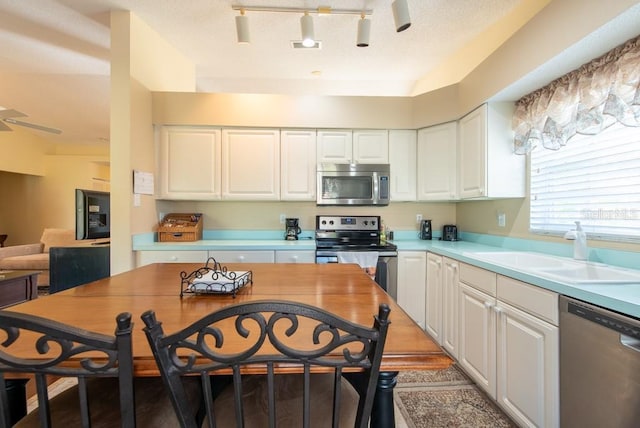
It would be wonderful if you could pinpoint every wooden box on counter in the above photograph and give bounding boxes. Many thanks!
[157,213,203,242]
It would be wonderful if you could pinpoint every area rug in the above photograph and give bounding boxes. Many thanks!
[394,364,517,428]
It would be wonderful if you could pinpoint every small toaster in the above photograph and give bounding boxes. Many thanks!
[441,225,458,241]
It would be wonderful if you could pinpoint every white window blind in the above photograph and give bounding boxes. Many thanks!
[530,122,640,242]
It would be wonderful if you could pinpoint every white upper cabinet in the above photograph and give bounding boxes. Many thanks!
[158,126,222,200]
[317,130,353,163]
[458,103,525,199]
[280,129,317,201]
[317,129,388,164]
[417,122,458,201]
[389,130,417,201]
[222,129,281,200]
[352,130,389,163]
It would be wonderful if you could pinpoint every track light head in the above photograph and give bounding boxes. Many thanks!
[392,0,411,32]
[235,9,250,44]
[356,15,371,47]
[300,12,315,47]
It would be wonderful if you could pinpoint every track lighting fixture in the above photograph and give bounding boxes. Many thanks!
[392,0,411,32]
[300,12,315,48]
[235,9,250,44]
[356,14,371,47]
[230,4,410,47]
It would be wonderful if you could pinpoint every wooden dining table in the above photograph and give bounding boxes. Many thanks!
[7,261,451,427]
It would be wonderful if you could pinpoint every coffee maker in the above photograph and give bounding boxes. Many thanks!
[285,218,301,240]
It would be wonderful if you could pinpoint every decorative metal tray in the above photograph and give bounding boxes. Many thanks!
[180,257,252,298]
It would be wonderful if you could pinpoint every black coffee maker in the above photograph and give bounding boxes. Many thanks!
[285,218,301,240]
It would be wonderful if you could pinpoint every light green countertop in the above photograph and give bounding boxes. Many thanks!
[393,238,640,319]
[132,231,640,318]
[133,239,316,251]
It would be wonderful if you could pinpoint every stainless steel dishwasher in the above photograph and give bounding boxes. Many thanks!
[560,295,640,427]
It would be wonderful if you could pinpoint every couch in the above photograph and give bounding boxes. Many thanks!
[0,229,78,287]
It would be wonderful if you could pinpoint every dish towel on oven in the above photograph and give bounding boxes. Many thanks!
[337,252,379,280]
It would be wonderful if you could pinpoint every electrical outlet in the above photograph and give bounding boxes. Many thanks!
[416,214,423,224]
[498,213,506,227]
[279,214,286,224]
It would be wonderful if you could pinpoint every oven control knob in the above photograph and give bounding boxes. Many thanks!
[372,220,376,227]
[321,220,326,225]
[329,220,334,225]
[363,221,368,225]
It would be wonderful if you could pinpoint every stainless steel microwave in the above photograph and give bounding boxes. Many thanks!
[316,163,390,206]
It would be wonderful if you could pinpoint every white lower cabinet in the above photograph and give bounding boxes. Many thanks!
[209,250,275,263]
[425,252,443,342]
[442,257,459,358]
[136,250,209,267]
[397,251,426,329]
[425,253,459,358]
[496,300,559,427]
[457,261,559,428]
[459,280,497,395]
[275,250,315,263]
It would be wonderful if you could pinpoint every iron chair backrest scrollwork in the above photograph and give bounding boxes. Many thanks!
[0,310,136,428]
[141,300,391,428]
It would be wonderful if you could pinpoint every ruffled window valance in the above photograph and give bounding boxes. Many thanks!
[513,34,640,154]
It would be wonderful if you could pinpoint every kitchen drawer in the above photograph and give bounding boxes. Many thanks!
[497,275,559,325]
[275,250,315,263]
[209,250,275,263]
[136,250,209,267]
[459,262,497,296]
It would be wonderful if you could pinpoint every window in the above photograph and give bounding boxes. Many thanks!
[530,122,640,242]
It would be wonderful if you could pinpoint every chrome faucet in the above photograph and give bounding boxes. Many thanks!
[564,221,588,260]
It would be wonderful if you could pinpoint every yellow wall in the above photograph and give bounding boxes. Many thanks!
[152,92,414,129]
[110,11,196,274]
[156,200,456,235]
[0,154,109,245]
[0,171,44,245]
[0,126,51,176]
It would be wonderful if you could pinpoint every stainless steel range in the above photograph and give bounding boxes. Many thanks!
[315,215,398,299]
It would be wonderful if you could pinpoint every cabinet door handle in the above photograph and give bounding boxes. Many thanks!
[292,255,298,262]
[484,301,494,309]
[494,306,503,314]
[238,255,245,262]
[169,255,178,261]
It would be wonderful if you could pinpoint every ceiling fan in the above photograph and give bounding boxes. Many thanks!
[0,108,62,135]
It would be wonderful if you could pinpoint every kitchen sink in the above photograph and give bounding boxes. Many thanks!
[464,251,580,269]
[464,251,640,285]
[532,265,640,284]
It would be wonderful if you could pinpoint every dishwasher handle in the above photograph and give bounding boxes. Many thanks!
[621,335,640,353]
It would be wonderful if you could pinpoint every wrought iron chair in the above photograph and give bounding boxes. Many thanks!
[0,310,199,428]
[141,300,391,428]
